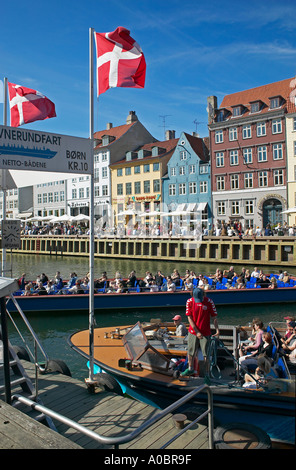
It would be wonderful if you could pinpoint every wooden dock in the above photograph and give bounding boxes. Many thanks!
[0,361,211,450]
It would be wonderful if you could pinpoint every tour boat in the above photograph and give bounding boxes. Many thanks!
[68,321,295,445]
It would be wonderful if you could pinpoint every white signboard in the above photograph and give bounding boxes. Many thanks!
[0,125,93,175]
[1,219,21,249]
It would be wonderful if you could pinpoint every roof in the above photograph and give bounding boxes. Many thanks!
[110,137,179,166]
[219,77,295,117]
[184,133,209,162]
[93,122,137,150]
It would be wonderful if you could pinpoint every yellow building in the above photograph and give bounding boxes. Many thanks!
[285,97,296,225]
[110,134,178,232]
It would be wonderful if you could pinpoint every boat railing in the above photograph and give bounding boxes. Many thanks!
[6,294,49,372]
[12,383,214,449]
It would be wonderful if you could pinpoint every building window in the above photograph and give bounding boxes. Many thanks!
[94,168,99,180]
[37,194,42,204]
[134,181,141,194]
[230,150,239,166]
[126,182,132,195]
[229,127,238,141]
[179,183,186,195]
[250,102,260,113]
[153,179,160,192]
[216,152,224,167]
[102,185,108,196]
[230,174,239,189]
[95,186,99,197]
[144,180,150,193]
[60,191,65,202]
[245,200,254,214]
[244,173,253,188]
[215,130,223,143]
[101,151,108,161]
[71,189,77,199]
[125,167,131,175]
[180,151,187,160]
[217,201,226,216]
[270,97,280,109]
[169,184,176,196]
[170,167,176,176]
[86,187,89,198]
[79,188,84,199]
[294,117,296,131]
[273,143,283,160]
[232,106,242,117]
[54,192,59,202]
[189,182,197,194]
[274,169,284,185]
[179,166,185,175]
[134,165,140,174]
[231,201,240,215]
[153,162,160,171]
[242,125,252,139]
[102,167,108,178]
[243,148,252,164]
[144,164,150,173]
[117,168,122,177]
[258,146,267,162]
[216,176,225,191]
[200,181,208,193]
[272,119,282,134]
[259,171,268,187]
[189,164,196,174]
[294,141,296,156]
[257,122,266,137]
[200,165,209,174]
[117,184,123,195]
[48,192,53,203]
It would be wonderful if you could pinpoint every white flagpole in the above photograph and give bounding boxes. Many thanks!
[87,27,95,385]
[1,77,8,276]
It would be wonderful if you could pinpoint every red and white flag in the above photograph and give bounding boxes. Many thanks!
[7,82,56,127]
[94,27,146,96]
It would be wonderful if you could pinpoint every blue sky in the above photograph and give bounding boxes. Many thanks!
[1,0,296,142]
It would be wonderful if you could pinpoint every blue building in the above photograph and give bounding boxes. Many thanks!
[162,132,212,233]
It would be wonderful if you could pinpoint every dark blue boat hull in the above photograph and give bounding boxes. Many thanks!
[7,286,296,313]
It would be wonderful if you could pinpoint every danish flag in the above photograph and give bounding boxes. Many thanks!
[94,27,146,96]
[7,82,56,127]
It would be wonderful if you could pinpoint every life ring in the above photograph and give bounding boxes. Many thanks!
[12,345,31,362]
[45,359,72,377]
[94,372,123,395]
[214,422,271,449]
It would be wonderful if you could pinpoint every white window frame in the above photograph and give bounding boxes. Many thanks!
[258,146,267,162]
[230,150,239,166]
[229,127,238,141]
[273,143,283,160]
[189,182,197,194]
[245,200,254,215]
[242,125,252,139]
[257,122,266,137]
[189,164,196,174]
[217,201,226,216]
[272,119,282,134]
[258,171,268,187]
[244,173,253,188]
[274,169,284,186]
[243,148,252,164]
[215,130,223,143]
[216,176,225,191]
[216,152,224,167]
[179,183,186,195]
[169,184,176,196]
[231,201,240,215]
[200,181,208,193]
[230,174,239,190]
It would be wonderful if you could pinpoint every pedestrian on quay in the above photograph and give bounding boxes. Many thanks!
[181,287,219,377]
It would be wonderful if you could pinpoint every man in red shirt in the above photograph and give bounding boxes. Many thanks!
[181,287,219,377]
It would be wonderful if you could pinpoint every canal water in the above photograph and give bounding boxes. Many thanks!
[4,253,296,381]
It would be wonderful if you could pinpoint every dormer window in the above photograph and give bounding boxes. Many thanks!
[269,96,281,109]
[250,101,260,113]
[102,135,115,146]
[232,105,243,117]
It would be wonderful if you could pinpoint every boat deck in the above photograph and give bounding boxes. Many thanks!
[7,360,211,450]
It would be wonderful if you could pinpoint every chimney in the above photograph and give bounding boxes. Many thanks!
[106,122,113,130]
[165,130,175,140]
[207,96,217,123]
[126,111,138,124]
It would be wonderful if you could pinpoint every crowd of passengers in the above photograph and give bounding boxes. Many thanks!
[17,266,295,296]
[19,220,296,238]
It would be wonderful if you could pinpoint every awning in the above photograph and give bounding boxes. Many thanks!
[281,207,296,214]
[187,203,197,212]
[196,202,207,211]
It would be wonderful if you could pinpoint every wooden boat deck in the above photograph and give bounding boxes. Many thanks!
[12,360,211,450]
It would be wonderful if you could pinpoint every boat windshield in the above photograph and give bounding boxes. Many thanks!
[122,322,170,373]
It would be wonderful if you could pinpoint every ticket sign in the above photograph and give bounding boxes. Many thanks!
[1,219,21,249]
[0,125,93,175]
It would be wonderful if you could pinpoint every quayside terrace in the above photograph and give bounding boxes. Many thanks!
[3,235,296,267]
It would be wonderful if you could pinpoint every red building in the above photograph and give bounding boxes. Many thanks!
[208,77,294,230]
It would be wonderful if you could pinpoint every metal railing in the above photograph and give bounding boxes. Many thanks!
[13,384,214,449]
